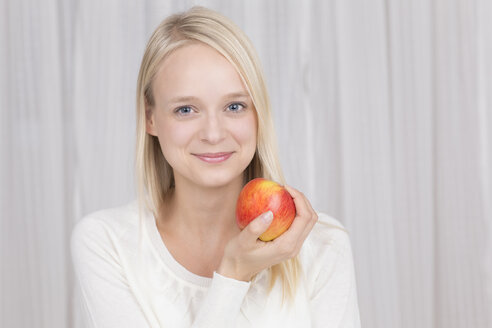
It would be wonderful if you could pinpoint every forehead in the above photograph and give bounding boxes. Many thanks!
[152,42,249,103]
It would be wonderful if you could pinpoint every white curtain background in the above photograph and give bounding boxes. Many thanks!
[1,0,491,327]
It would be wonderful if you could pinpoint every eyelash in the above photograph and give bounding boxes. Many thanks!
[174,102,247,116]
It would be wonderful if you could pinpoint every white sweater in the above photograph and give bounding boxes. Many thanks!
[70,200,361,328]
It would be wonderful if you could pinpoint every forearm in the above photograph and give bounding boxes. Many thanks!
[191,271,251,327]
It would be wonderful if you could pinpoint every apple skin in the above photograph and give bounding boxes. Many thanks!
[236,178,296,241]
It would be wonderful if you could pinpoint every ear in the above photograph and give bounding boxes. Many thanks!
[145,105,158,136]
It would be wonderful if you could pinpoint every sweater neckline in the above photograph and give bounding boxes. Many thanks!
[144,208,213,288]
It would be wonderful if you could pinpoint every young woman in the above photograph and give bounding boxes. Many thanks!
[71,6,361,328]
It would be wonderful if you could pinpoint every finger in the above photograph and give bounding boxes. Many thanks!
[239,211,274,245]
[270,218,310,250]
[253,211,316,264]
[302,190,317,216]
[291,189,318,240]
[298,211,318,244]
[283,185,312,218]
[285,185,318,228]
[271,185,317,249]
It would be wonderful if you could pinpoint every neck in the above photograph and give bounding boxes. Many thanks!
[159,173,244,241]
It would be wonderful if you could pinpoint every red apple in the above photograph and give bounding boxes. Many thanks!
[236,178,296,241]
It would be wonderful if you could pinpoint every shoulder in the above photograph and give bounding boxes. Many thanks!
[70,199,141,252]
[308,212,352,254]
[300,212,356,295]
[300,212,354,274]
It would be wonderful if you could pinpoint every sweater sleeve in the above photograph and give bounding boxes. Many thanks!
[70,216,152,328]
[71,215,251,328]
[191,272,251,327]
[310,229,361,328]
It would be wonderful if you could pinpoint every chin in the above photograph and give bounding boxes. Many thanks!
[198,171,243,188]
[173,153,254,188]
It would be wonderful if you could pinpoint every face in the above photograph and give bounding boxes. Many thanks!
[146,42,258,189]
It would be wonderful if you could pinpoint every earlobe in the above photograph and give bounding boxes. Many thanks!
[146,121,156,136]
[145,108,157,136]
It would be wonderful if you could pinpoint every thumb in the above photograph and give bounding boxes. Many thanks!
[243,211,274,242]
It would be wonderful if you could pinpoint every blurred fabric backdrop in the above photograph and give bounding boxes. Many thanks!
[1,0,491,327]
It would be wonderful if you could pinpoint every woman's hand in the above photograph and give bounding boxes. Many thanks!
[217,185,319,282]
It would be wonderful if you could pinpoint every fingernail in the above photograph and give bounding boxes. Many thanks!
[262,211,273,223]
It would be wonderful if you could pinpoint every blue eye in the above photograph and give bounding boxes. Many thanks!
[174,106,193,116]
[174,103,246,116]
[228,103,246,113]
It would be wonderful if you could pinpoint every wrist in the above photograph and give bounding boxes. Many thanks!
[217,259,251,282]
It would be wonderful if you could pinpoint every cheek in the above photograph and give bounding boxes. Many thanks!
[232,114,257,148]
[158,119,195,158]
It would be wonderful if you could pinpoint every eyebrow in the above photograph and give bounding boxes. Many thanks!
[168,91,250,104]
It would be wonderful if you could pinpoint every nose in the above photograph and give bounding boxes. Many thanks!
[199,112,226,144]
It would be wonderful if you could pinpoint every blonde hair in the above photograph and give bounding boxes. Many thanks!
[134,6,301,306]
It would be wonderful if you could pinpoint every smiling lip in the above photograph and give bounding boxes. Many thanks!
[193,152,233,163]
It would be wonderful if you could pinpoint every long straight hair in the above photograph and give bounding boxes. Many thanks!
[134,6,302,306]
